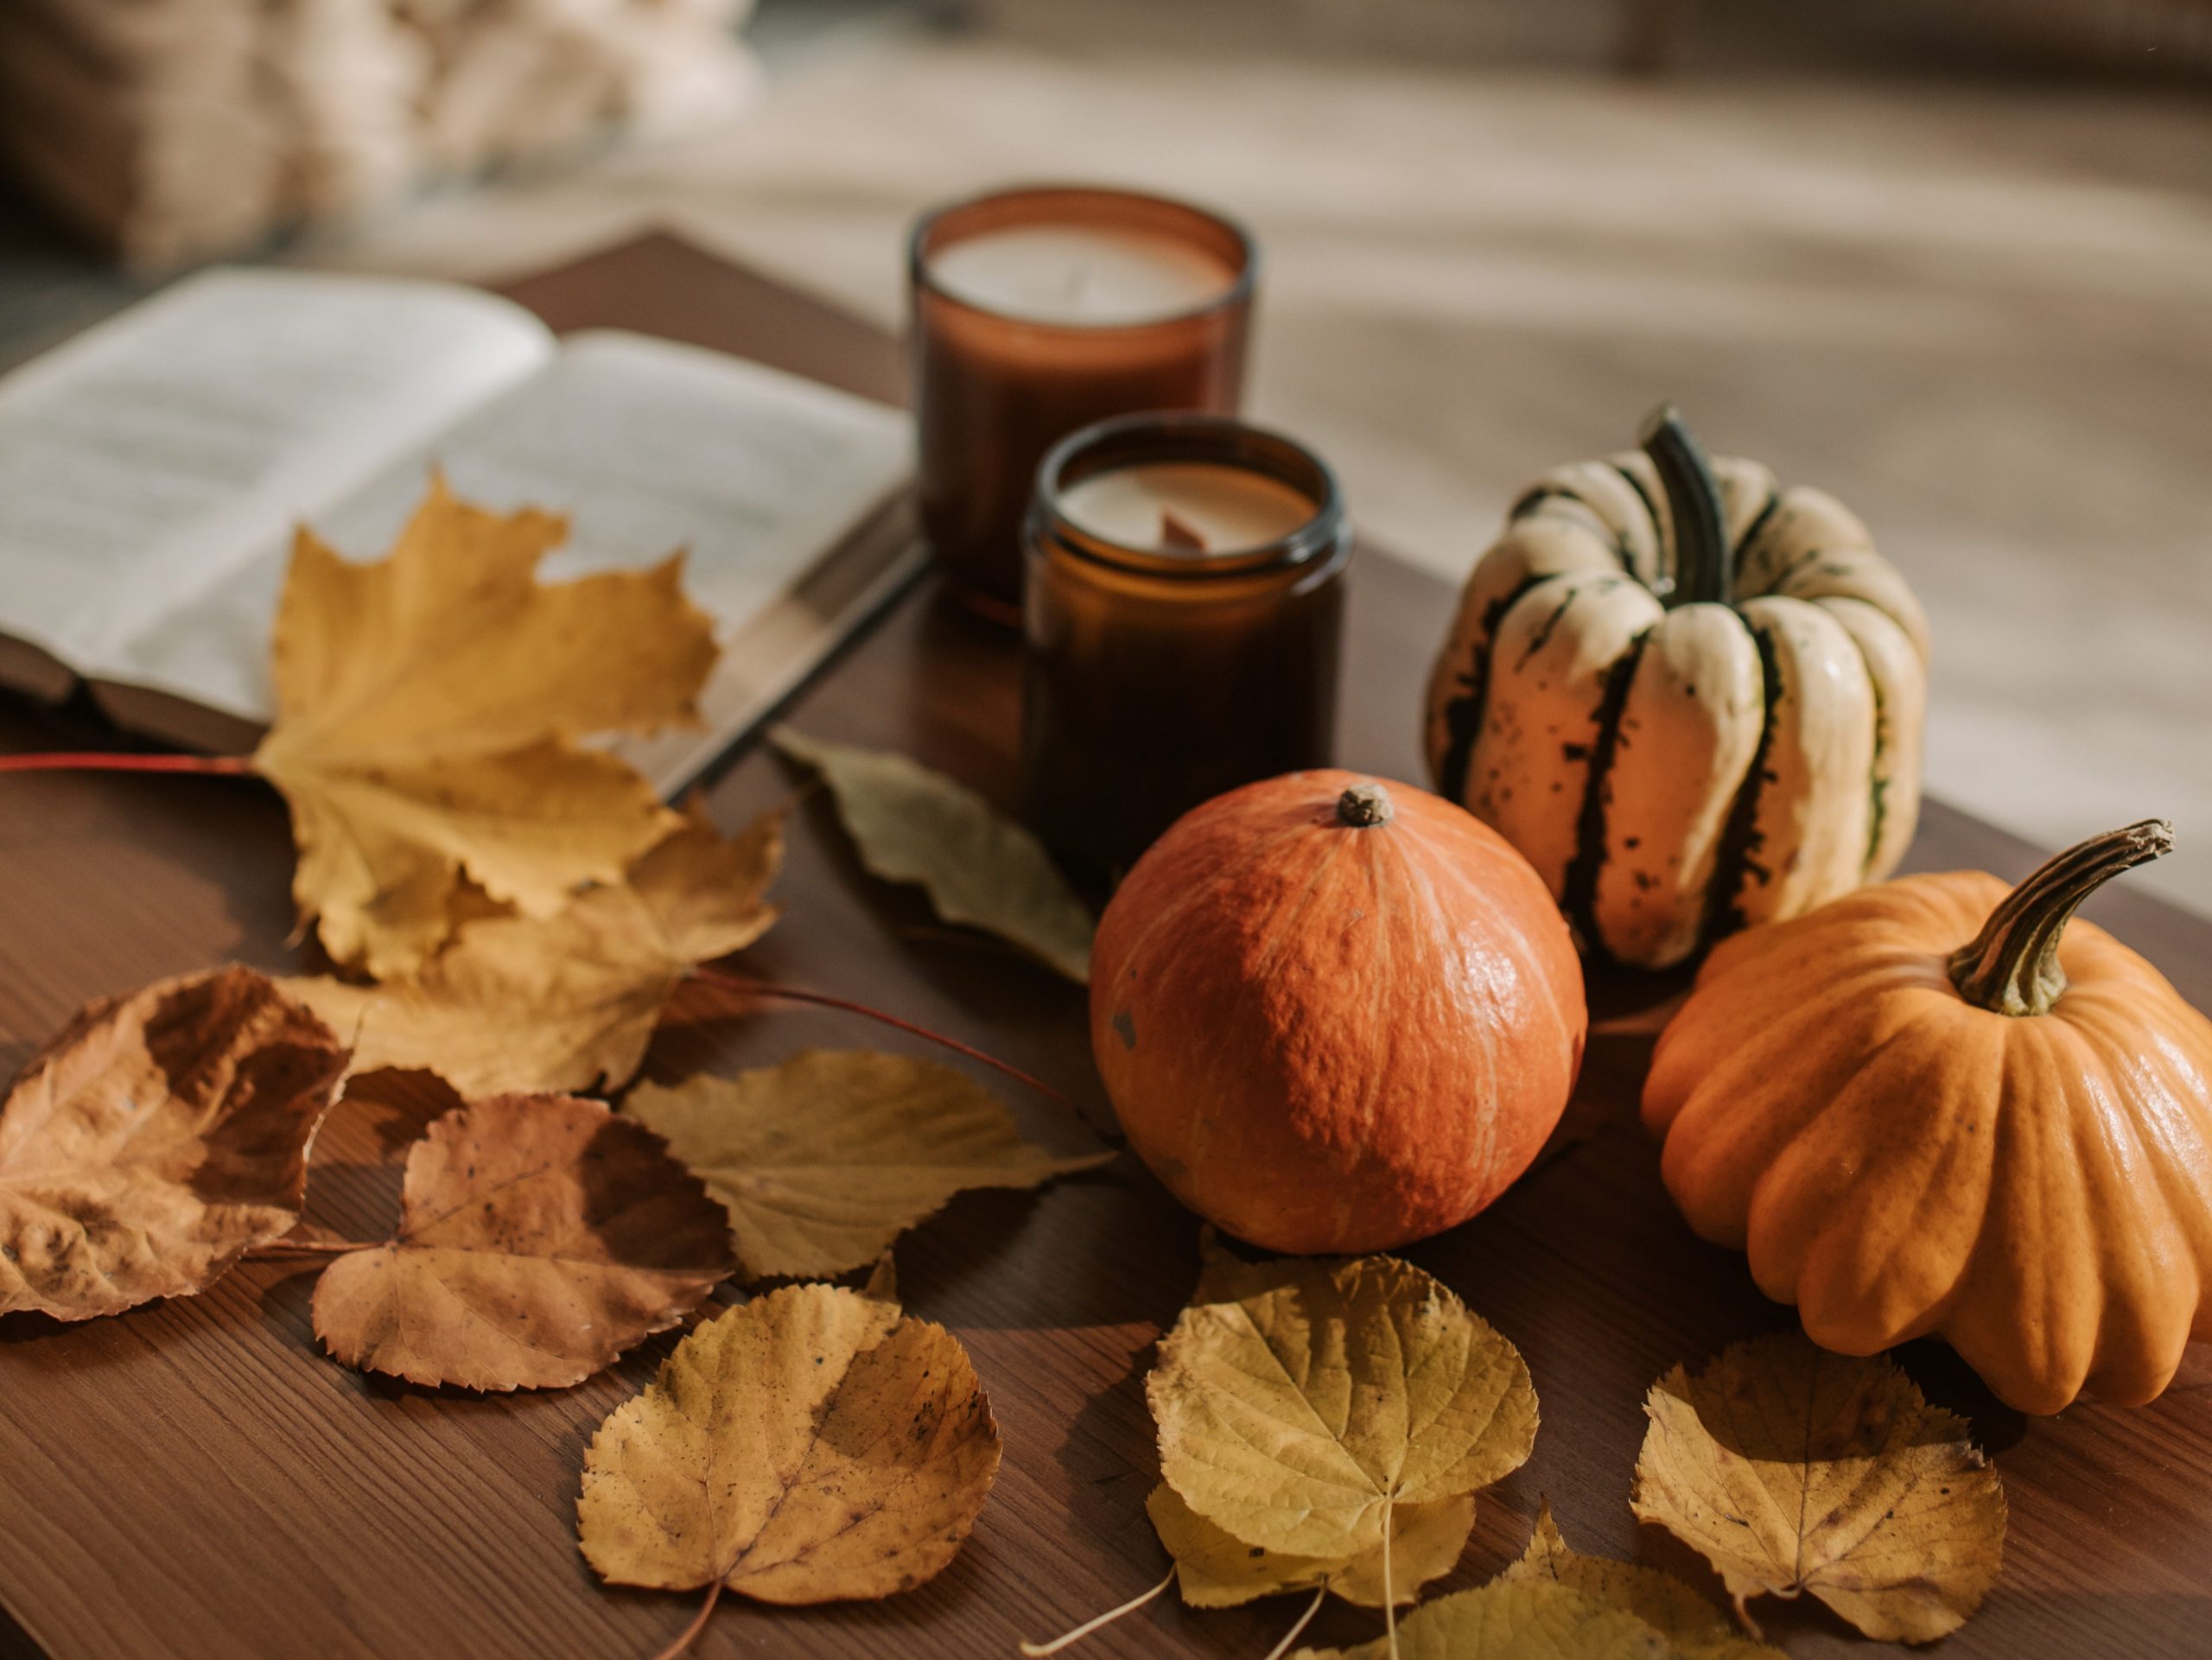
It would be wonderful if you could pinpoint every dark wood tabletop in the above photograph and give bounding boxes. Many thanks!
[1,233,2208,1660]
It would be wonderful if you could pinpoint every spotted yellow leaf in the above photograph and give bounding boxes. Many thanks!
[1630,1331,2005,1643]
[1503,1502,1783,1660]
[1291,1580,1672,1660]
[1148,1246,1537,1560]
[576,1280,999,1609]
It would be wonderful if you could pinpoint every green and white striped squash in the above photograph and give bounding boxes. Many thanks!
[1423,409,1929,970]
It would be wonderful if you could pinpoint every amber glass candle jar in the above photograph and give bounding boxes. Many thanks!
[909,185,1255,617]
[1020,413,1350,879]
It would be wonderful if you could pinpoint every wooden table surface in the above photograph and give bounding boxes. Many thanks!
[2,234,2208,1660]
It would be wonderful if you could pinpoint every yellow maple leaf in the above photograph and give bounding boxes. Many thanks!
[286,806,781,1097]
[1502,1502,1784,1660]
[576,1279,999,1615]
[253,476,717,976]
[1630,1331,2006,1644]
[1147,1246,1537,1563]
[624,1048,1110,1281]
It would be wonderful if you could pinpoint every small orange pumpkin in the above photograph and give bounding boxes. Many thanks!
[1644,821,2212,1413]
[1090,770,1586,1255]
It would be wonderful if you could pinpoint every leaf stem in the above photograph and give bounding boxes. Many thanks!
[1382,1493,1399,1660]
[0,751,256,777]
[649,1580,722,1660]
[245,1237,373,1258]
[689,967,1079,1115]
[1263,1587,1327,1660]
[1017,1567,1173,1657]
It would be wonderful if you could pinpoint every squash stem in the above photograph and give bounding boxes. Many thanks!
[1948,820,2174,1016]
[1640,405,1732,607]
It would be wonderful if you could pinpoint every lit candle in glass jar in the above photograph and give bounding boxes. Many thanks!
[910,187,1255,617]
[1020,414,1350,879]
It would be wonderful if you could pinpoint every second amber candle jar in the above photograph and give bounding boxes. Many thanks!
[1020,414,1350,878]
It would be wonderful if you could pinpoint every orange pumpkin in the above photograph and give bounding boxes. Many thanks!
[1090,770,1586,1254]
[1644,821,2212,1413]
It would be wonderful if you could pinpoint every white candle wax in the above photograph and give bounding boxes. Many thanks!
[927,225,1235,327]
[1057,461,1316,555]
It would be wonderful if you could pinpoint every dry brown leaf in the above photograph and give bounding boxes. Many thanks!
[1291,1580,1675,1660]
[1630,1331,2006,1644]
[577,1279,999,1606]
[1147,1483,1472,1611]
[0,968,346,1321]
[312,1093,733,1390]
[625,1049,1110,1281]
[1503,1502,1783,1660]
[287,806,781,1096]
[771,727,1093,983]
[1149,1247,1538,1561]
[254,475,716,977]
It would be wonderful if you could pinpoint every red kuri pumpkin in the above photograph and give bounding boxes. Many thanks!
[1090,770,1587,1254]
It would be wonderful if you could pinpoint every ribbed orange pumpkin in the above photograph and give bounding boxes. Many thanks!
[1644,821,2212,1413]
[1090,770,1586,1254]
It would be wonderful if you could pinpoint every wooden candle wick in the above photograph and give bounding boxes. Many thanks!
[1160,510,1209,552]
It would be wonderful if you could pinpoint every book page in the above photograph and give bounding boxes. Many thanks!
[103,329,912,726]
[0,268,553,671]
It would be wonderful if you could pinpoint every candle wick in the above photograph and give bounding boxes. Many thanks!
[1160,510,1209,552]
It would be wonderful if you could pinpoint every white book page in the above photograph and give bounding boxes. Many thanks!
[105,329,912,724]
[0,268,553,671]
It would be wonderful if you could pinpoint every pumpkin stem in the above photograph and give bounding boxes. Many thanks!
[1640,404,1732,607]
[1337,782,1395,828]
[1948,820,2174,1016]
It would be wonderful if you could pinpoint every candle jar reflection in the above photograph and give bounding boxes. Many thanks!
[909,186,1255,617]
[1020,414,1350,879]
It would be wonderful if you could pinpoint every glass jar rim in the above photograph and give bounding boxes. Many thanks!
[1029,412,1347,579]
[909,183,1259,335]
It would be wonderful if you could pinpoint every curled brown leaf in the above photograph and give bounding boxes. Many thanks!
[312,1093,734,1390]
[0,967,346,1321]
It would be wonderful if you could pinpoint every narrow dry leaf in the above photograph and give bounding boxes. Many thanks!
[312,1094,733,1390]
[1291,1580,1674,1660]
[1149,1248,1538,1559]
[0,968,346,1320]
[771,727,1093,983]
[255,476,717,976]
[626,1049,1109,1281]
[1630,1331,2006,1644]
[1503,1502,1783,1660]
[288,807,781,1096]
[577,1281,1000,1605]
[1146,1484,1473,1610]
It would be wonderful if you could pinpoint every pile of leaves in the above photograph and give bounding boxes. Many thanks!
[0,480,2018,1659]
[1027,1248,2006,1659]
[0,480,1115,1654]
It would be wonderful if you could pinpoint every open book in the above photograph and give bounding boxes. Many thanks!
[0,267,916,793]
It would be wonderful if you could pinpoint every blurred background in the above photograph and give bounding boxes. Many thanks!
[3,0,2207,910]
